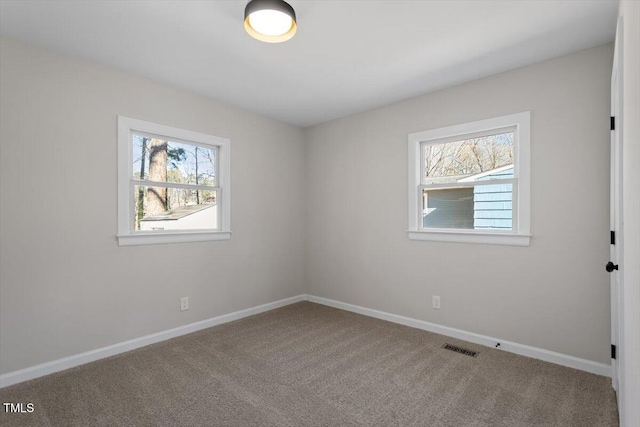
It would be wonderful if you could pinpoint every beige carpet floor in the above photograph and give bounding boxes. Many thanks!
[0,302,618,426]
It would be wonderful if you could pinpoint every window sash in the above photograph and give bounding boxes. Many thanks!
[419,178,516,191]
[129,129,222,234]
[418,179,518,233]
[130,184,222,233]
[419,127,517,186]
[130,179,219,192]
[131,133,219,186]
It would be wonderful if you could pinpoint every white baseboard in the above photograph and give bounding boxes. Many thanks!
[0,293,611,388]
[0,295,305,388]
[305,295,612,378]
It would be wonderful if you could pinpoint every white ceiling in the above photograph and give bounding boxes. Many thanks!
[0,1,618,127]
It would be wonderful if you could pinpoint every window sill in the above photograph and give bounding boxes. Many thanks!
[118,231,231,246]
[408,230,530,246]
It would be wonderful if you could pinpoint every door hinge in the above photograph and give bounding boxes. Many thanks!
[611,344,616,359]
[611,116,615,131]
[611,230,616,245]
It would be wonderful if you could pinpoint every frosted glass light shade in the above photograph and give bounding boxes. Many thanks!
[244,0,297,43]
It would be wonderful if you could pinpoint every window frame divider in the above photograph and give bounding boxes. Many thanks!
[131,180,220,192]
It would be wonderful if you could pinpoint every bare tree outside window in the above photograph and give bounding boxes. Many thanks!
[424,132,514,183]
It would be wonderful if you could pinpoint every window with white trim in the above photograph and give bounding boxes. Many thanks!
[408,112,530,246]
[117,117,231,246]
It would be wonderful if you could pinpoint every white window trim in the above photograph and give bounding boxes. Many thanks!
[407,112,531,246]
[117,116,231,246]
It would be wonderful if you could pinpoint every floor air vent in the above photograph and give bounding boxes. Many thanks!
[442,343,478,357]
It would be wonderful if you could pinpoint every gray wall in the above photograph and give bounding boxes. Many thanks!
[305,44,614,364]
[0,39,307,374]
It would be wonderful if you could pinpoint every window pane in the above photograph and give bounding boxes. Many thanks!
[132,134,149,179]
[132,134,217,186]
[133,186,218,231]
[422,188,475,229]
[424,132,513,185]
[422,182,513,230]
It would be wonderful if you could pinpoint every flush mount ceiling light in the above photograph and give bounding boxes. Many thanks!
[244,0,297,43]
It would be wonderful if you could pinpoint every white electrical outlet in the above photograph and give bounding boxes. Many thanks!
[180,297,189,311]
[432,295,441,309]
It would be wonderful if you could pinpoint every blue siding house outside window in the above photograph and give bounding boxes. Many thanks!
[473,166,514,230]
